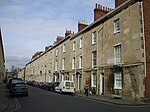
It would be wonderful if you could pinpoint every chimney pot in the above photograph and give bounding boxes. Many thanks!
[98,4,100,9]
[103,6,105,10]
[96,3,98,9]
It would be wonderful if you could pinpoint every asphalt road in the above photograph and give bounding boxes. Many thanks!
[15,86,150,112]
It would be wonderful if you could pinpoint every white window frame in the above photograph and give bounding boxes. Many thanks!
[79,55,82,68]
[114,72,122,89]
[91,73,96,87]
[92,51,97,68]
[114,19,120,34]
[92,31,96,44]
[80,37,83,48]
[32,67,35,75]
[63,44,66,53]
[73,41,76,51]
[55,61,58,71]
[56,48,58,56]
[72,57,75,69]
[62,58,65,70]
[114,44,121,64]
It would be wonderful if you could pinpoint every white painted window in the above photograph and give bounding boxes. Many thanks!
[62,58,65,70]
[114,72,122,89]
[92,31,96,44]
[72,57,75,69]
[32,67,35,75]
[80,37,83,48]
[56,48,58,56]
[63,44,66,53]
[92,51,97,68]
[91,73,96,87]
[73,41,76,51]
[55,61,58,71]
[79,55,82,68]
[114,44,121,64]
[114,19,120,33]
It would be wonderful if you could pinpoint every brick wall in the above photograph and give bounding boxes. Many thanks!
[115,0,127,8]
[143,0,150,98]
[94,4,110,21]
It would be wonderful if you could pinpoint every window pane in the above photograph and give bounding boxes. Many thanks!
[92,31,96,44]
[114,72,122,89]
[114,19,120,33]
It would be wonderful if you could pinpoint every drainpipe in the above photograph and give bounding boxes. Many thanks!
[97,24,104,95]
[140,1,146,78]
[140,1,146,98]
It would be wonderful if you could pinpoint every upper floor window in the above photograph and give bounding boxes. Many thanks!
[72,57,76,69]
[114,44,121,64]
[73,41,76,51]
[92,31,96,44]
[55,61,58,71]
[32,67,35,75]
[79,55,83,68]
[62,58,65,70]
[80,37,83,48]
[63,44,66,53]
[92,51,97,68]
[114,19,120,33]
[56,48,58,56]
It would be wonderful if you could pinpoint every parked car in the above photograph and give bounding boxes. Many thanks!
[55,80,75,94]
[7,78,23,91]
[39,82,49,89]
[47,82,60,92]
[9,80,28,97]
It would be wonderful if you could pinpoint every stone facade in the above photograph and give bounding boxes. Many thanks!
[19,0,150,101]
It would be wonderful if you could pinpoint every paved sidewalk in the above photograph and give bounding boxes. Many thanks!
[75,92,148,106]
[0,84,9,112]
[0,84,18,112]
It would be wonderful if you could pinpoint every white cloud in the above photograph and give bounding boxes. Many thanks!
[0,0,115,69]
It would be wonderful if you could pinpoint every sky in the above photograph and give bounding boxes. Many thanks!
[0,0,115,70]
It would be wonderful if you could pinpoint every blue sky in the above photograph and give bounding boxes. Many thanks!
[0,0,114,69]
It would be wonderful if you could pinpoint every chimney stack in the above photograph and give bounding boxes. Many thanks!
[78,19,88,32]
[65,29,72,37]
[115,0,127,8]
[94,3,112,21]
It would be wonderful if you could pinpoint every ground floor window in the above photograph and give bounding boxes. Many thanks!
[114,72,122,89]
[91,73,96,87]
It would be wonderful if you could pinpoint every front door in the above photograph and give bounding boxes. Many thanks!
[100,73,104,95]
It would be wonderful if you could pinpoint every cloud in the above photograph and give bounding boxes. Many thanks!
[6,55,30,69]
[0,0,114,69]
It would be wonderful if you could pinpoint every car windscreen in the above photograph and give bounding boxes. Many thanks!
[65,82,70,87]
[65,82,74,87]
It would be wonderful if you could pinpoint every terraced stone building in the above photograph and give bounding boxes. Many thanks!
[19,0,150,101]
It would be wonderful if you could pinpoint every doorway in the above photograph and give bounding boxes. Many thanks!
[100,73,104,95]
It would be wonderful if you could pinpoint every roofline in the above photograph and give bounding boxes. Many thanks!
[70,0,140,40]
[25,0,142,66]
[25,35,71,66]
